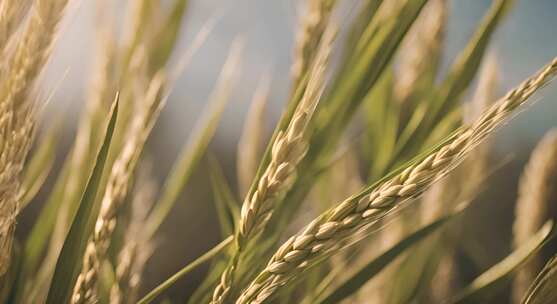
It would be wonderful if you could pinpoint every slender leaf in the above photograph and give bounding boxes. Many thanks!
[209,156,240,236]
[450,221,554,304]
[19,124,59,209]
[138,236,233,304]
[313,0,428,157]
[143,41,241,239]
[149,0,189,73]
[13,154,71,301]
[187,252,231,304]
[317,209,461,304]
[429,0,512,124]
[396,0,513,160]
[45,97,119,304]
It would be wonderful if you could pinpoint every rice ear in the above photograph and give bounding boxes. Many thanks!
[237,57,557,304]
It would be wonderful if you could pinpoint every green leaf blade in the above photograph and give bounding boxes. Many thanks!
[451,220,554,304]
[45,96,119,304]
[137,236,233,304]
[317,210,460,304]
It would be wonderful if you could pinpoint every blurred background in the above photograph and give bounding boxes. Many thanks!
[17,0,557,301]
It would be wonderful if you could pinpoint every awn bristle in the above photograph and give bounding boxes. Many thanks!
[71,73,165,304]
[236,57,557,304]
[512,128,557,304]
[210,30,332,304]
[237,77,270,197]
[0,0,70,276]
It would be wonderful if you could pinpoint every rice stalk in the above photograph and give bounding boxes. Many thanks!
[512,128,557,304]
[237,77,270,197]
[236,57,557,304]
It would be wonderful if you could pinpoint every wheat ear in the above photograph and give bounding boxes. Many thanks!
[512,128,557,304]
[236,57,557,304]
[71,73,165,304]
[210,30,332,304]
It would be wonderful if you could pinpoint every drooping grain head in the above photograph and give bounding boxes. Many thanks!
[211,27,335,304]
[236,57,557,304]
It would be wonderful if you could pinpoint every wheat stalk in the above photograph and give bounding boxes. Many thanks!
[71,72,165,304]
[236,57,557,304]
[512,128,557,304]
[210,30,333,304]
